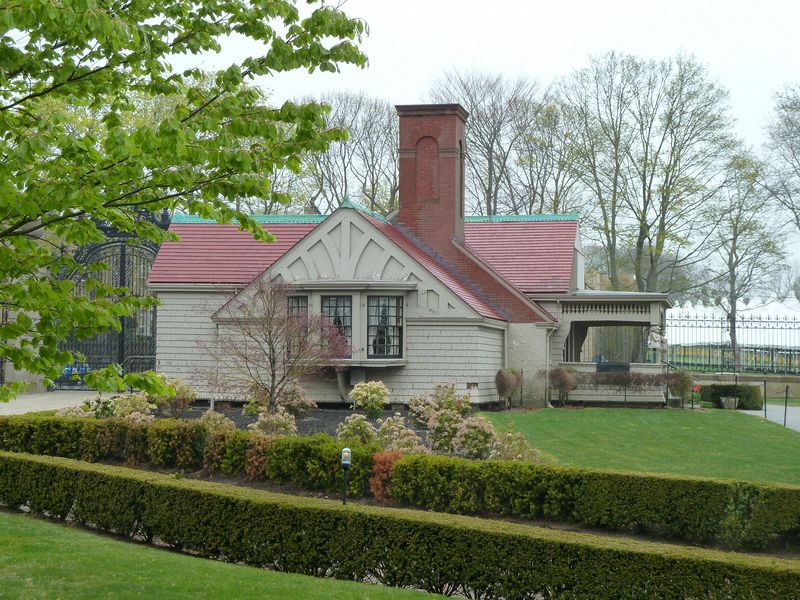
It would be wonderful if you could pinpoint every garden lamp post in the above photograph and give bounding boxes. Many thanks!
[341,447,351,505]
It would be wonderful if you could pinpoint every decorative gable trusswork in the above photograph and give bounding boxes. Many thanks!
[240,207,480,321]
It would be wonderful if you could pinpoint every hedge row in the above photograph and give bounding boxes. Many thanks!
[700,384,763,410]
[4,415,800,552]
[388,454,800,551]
[2,452,798,600]
[0,416,376,497]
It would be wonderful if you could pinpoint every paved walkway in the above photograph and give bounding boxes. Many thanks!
[742,404,800,433]
[0,390,99,416]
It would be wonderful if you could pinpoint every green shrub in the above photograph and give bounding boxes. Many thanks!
[264,434,376,496]
[700,384,763,410]
[1,452,799,599]
[145,420,207,468]
[388,454,800,551]
[203,429,250,475]
[0,416,376,498]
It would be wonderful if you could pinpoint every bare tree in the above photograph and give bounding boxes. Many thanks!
[624,54,733,292]
[560,52,637,290]
[502,96,584,215]
[706,153,787,367]
[300,92,398,215]
[203,279,350,404]
[765,84,800,231]
[561,52,733,293]
[430,69,541,215]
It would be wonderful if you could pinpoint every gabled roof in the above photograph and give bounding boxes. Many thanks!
[464,220,578,294]
[147,219,319,284]
[148,210,579,312]
[358,213,505,321]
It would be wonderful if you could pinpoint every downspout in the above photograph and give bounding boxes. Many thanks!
[544,326,555,406]
[336,368,349,402]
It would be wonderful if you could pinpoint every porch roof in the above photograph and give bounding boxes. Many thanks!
[532,290,674,308]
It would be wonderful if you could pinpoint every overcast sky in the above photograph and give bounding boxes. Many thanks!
[226,0,800,149]
[177,0,800,298]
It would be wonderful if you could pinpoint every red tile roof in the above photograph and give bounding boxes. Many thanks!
[464,221,577,294]
[147,223,317,284]
[148,213,578,317]
[361,215,506,321]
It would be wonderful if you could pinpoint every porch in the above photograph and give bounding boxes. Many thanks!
[547,291,673,406]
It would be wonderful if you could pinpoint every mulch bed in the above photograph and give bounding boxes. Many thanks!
[178,404,420,437]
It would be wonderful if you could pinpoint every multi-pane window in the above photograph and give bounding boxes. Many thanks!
[287,296,308,318]
[321,296,352,344]
[367,296,403,358]
[286,296,308,356]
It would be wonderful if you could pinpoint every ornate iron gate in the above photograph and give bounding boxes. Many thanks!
[53,213,168,389]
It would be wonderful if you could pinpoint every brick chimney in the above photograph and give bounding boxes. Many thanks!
[396,104,467,255]
[393,103,547,324]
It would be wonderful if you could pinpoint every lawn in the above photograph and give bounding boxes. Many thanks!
[0,510,435,600]
[486,408,800,485]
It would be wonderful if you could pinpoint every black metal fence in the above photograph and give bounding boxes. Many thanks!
[666,311,800,375]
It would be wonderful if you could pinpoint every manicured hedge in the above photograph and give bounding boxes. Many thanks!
[388,454,800,551]
[2,452,799,599]
[0,416,376,497]
[700,384,763,410]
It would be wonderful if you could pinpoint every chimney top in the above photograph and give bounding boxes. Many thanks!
[395,104,469,120]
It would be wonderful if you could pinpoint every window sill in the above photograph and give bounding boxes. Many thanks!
[339,358,408,368]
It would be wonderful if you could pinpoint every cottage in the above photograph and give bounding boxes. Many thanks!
[148,104,671,405]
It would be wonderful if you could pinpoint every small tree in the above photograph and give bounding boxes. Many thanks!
[204,279,350,406]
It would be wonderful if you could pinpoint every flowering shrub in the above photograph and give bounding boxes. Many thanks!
[336,413,377,445]
[426,408,464,454]
[409,382,470,428]
[377,414,426,453]
[55,405,92,418]
[122,411,156,425]
[199,409,236,434]
[275,382,317,418]
[111,393,156,418]
[148,375,198,417]
[451,416,496,459]
[349,381,389,418]
[489,423,540,461]
[248,406,297,436]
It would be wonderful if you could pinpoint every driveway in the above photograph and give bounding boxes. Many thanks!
[0,390,99,416]
[742,404,800,433]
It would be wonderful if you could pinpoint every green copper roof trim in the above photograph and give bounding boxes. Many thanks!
[339,198,389,222]
[171,213,327,224]
[465,213,579,222]
[171,210,578,225]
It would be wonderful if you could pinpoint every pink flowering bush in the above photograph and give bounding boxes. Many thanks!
[275,382,317,418]
[148,375,198,417]
[199,409,236,434]
[122,411,156,425]
[377,414,426,453]
[489,422,540,461]
[54,405,92,418]
[408,382,471,428]
[452,416,496,459]
[408,382,541,462]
